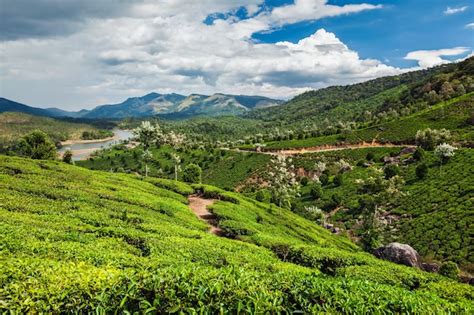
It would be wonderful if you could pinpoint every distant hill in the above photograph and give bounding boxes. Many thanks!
[0,93,283,120]
[83,93,283,119]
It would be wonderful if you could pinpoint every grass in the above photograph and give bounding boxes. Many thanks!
[1,155,473,312]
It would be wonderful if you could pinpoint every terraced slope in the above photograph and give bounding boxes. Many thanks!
[0,156,472,312]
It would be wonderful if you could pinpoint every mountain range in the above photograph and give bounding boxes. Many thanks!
[0,93,283,120]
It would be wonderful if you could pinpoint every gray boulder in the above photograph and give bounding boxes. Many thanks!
[373,242,421,268]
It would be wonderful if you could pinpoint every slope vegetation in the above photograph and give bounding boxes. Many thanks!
[0,156,472,312]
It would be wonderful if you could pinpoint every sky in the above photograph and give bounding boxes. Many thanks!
[0,0,473,110]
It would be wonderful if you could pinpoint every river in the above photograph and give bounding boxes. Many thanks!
[58,129,134,161]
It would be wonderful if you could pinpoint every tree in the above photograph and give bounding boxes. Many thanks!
[415,163,428,179]
[333,174,344,186]
[319,173,329,186]
[133,121,162,176]
[413,148,425,161]
[62,150,73,164]
[356,168,406,251]
[310,184,323,200]
[366,152,375,161]
[267,155,300,209]
[15,130,57,160]
[171,153,181,181]
[434,143,457,164]
[415,128,451,150]
[182,163,202,183]
[300,176,309,186]
[384,164,400,179]
[439,261,459,280]
[439,81,454,100]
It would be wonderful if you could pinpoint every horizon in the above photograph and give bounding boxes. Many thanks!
[1,0,473,110]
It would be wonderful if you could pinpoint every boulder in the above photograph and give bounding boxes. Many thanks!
[373,242,421,268]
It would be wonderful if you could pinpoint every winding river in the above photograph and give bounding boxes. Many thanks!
[58,129,134,161]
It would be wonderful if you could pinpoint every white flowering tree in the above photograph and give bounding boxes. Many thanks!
[133,121,162,177]
[356,168,406,250]
[335,159,353,173]
[267,155,300,209]
[171,153,181,181]
[435,143,457,175]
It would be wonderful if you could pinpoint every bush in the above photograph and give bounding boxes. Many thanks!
[415,163,428,179]
[310,184,323,200]
[439,261,459,280]
[366,152,375,161]
[413,148,425,161]
[319,174,329,186]
[14,130,57,160]
[62,150,73,164]
[182,163,202,184]
[384,164,400,179]
[333,174,344,186]
[300,176,309,186]
[255,190,265,202]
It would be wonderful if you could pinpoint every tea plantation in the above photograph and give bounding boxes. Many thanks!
[0,155,473,312]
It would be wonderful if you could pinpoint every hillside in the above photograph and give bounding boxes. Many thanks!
[0,155,473,312]
[84,93,282,119]
[0,112,112,149]
[245,57,473,131]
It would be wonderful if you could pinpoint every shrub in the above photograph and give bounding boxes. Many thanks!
[300,176,309,186]
[255,190,265,202]
[439,261,459,280]
[413,148,425,161]
[310,184,323,200]
[415,163,428,179]
[182,163,202,183]
[366,152,375,161]
[62,150,73,164]
[333,174,344,187]
[384,164,400,179]
[319,174,329,186]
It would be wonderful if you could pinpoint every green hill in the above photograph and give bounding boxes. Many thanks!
[1,155,472,312]
[0,112,112,150]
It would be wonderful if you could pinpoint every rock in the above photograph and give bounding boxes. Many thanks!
[373,242,421,268]
[399,147,416,155]
[421,262,440,273]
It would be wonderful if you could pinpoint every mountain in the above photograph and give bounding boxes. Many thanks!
[0,93,283,120]
[0,97,53,117]
[83,93,282,119]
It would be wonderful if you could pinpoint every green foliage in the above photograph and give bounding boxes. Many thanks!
[62,150,73,164]
[0,155,472,312]
[255,190,265,202]
[13,130,57,160]
[333,173,344,186]
[310,184,323,200]
[384,164,400,179]
[300,176,309,186]
[182,163,202,184]
[439,261,460,280]
[81,129,113,140]
[415,163,428,179]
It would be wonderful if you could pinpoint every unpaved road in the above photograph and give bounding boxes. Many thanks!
[236,142,415,156]
[188,195,222,235]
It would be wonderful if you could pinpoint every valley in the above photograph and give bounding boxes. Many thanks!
[1,55,473,312]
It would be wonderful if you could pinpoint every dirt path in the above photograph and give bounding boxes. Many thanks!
[236,142,415,156]
[188,195,222,235]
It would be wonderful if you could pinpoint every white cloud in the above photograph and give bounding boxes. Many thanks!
[444,6,469,15]
[404,47,471,68]
[466,23,474,29]
[0,0,407,110]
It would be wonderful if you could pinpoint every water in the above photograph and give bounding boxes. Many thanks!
[59,129,134,161]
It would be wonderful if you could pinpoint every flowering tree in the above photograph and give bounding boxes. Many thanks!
[171,153,181,181]
[267,155,300,209]
[166,131,186,149]
[356,168,406,250]
[133,121,162,177]
[415,128,451,150]
[434,143,457,164]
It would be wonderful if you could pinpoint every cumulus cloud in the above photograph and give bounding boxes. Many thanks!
[444,6,469,15]
[466,23,474,29]
[404,47,471,68]
[0,0,405,109]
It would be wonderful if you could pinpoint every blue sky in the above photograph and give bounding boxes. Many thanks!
[1,0,473,109]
